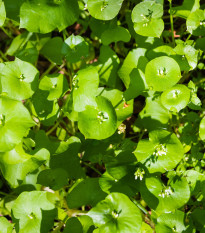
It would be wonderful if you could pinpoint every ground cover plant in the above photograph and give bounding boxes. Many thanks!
[0,0,205,232]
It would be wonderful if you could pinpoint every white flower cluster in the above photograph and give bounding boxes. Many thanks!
[134,167,145,180]
[97,111,109,124]
[153,144,167,157]
[159,186,173,198]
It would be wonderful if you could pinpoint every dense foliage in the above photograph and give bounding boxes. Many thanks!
[0,0,205,232]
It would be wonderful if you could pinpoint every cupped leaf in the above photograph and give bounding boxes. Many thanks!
[140,176,190,215]
[199,117,205,141]
[39,73,69,101]
[31,89,60,126]
[132,1,164,37]
[145,56,181,91]
[0,96,35,152]
[0,217,13,233]
[40,37,64,65]
[78,96,117,140]
[0,0,6,26]
[50,136,85,179]
[98,88,133,125]
[67,178,107,209]
[12,191,57,233]
[118,48,148,89]
[20,0,79,33]
[64,217,83,233]
[135,94,170,131]
[61,34,89,63]
[72,66,99,112]
[88,192,142,233]
[134,130,184,173]
[0,144,49,188]
[161,84,191,112]
[101,26,131,45]
[94,45,120,88]
[186,9,205,36]
[172,0,200,19]
[156,210,188,233]
[87,0,124,20]
[0,58,39,100]
[37,168,68,191]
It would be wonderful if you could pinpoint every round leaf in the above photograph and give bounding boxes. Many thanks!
[0,217,13,233]
[134,130,184,173]
[0,96,35,152]
[78,96,117,140]
[12,191,57,233]
[145,56,181,91]
[20,0,79,33]
[186,9,205,36]
[87,0,124,20]
[132,1,164,37]
[0,58,39,100]
[101,26,131,45]
[61,34,89,63]
[88,192,142,233]
[161,84,191,112]
[0,1,6,26]
[141,176,190,215]
[199,116,205,141]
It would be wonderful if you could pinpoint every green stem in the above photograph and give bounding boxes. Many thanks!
[82,161,102,176]
[131,198,149,215]
[40,63,56,78]
[0,50,9,61]
[169,1,175,47]
[1,26,12,38]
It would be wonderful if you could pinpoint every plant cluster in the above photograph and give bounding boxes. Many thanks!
[0,0,205,232]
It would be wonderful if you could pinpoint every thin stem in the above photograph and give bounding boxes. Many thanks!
[1,26,12,38]
[169,0,175,47]
[40,63,56,78]
[82,161,102,176]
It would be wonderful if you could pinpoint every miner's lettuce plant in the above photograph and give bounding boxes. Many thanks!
[0,0,205,232]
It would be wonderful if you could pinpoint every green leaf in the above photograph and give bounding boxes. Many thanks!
[0,0,6,26]
[78,96,117,140]
[0,144,49,188]
[12,191,57,233]
[134,130,184,173]
[40,37,64,65]
[199,117,205,141]
[72,66,99,112]
[191,208,205,231]
[156,210,187,233]
[145,56,181,91]
[37,168,68,190]
[0,58,39,100]
[64,217,83,233]
[118,48,148,89]
[135,94,170,131]
[132,1,164,37]
[61,34,89,63]
[172,0,200,19]
[161,84,191,112]
[20,0,79,33]
[140,176,190,215]
[87,0,124,20]
[31,89,59,126]
[67,178,107,209]
[50,136,85,179]
[101,26,131,45]
[98,88,133,125]
[39,73,69,101]
[94,45,120,88]
[0,96,35,152]
[4,0,24,22]
[88,192,142,233]
[186,9,205,36]
[0,217,13,233]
